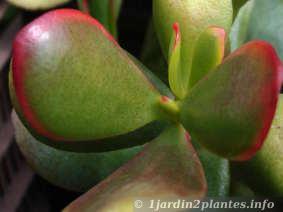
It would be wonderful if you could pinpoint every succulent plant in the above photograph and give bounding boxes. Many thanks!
[7,0,283,210]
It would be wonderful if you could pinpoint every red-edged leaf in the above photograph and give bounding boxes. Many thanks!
[10,9,161,145]
[63,125,207,211]
[180,41,283,161]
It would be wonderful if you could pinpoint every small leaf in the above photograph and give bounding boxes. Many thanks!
[153,0,233,96]
[189,27,226,88]
[63,125,207,212]
[12,111,142,192]
[180,41,282,160]
[168,22,186,99]
[232,95,283,196]
[7,0,71,10]
[10,9,162,144]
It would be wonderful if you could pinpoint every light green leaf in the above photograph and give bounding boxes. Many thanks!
[189,27,226,88]
[153,0,233,97]
[168,22,185,99]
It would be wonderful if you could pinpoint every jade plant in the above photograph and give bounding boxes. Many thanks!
[7,0,283,211]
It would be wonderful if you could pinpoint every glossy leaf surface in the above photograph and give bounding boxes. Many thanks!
[10,9,161,143]
[153,0,233,96]
[12,111,142,192]
[64,125,206,211]
[232,95,283,196]
[180,41,282,160]
[7,0,70,10]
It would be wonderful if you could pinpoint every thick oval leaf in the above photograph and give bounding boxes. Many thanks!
[153,0,233,97]
[180,41,282,160]
[77,0,122,38]
[7,0,70,10]
[232,95,283,196]
[12,111,142,192]
[10,9,161,143]
[10,53,171,153]
[63,125,206,211]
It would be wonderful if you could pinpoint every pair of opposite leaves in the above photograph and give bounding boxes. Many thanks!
[8,2,280,212]
[10,9,282,160]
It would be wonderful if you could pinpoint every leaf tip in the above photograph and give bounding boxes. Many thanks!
[172,22,181,49]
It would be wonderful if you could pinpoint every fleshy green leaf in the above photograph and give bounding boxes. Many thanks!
[7,0,71,10]
[77,0,122,38]
[153,0,233,97]
[189,27,226,88]
[232,95,283,196]
[63,125,206,212]
[168,22,185,99]
[180,41,282,160]
[12,111,142,192]
[10,9,162,144]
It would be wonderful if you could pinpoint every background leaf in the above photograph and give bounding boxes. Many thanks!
[232,95,283,196]
[12,111,142,192]
[230,0,283,59]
